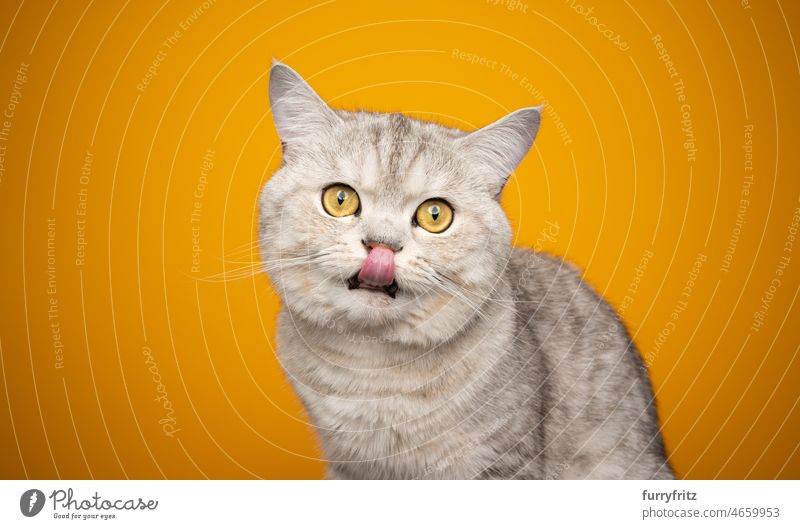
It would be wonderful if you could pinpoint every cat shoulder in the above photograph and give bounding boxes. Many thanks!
[508,246,584,291]
[507,247,619,321]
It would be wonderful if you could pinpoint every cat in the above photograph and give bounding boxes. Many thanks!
[259,60,673,479]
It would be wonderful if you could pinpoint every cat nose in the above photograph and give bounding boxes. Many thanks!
[361,239,403,252]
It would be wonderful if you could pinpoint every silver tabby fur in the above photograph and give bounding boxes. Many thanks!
[259,61,673,479]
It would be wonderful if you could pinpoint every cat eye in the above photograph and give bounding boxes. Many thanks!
[322,184,360,217]
[415,199,453,233]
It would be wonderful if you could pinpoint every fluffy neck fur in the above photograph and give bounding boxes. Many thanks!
[276,278,524,479]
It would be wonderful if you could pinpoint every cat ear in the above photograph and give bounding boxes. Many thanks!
[269,60,340,145]
[458,105,543,197]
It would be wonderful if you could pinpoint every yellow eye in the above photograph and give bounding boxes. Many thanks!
[415,199,453,233]
[322,184,360,217]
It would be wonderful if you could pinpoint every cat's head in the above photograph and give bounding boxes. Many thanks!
[260,61,541,346]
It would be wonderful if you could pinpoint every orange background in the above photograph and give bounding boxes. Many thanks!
[1,0,799,479]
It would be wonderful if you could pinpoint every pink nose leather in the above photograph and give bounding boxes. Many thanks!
[358,245,395,286]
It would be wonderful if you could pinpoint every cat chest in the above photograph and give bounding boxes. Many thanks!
[299,385,476,468]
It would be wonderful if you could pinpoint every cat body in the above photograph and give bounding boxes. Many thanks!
[260,61,672,479]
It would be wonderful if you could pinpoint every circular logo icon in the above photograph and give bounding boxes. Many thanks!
[20,489,45,517]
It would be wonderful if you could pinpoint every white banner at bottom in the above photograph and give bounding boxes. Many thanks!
[1,480,797,527]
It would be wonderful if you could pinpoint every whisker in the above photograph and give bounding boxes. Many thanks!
[221,236,269,256]
[192,250,334,283]
[415,256,516,309]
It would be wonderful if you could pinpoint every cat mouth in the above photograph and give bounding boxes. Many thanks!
[347,274,399,299]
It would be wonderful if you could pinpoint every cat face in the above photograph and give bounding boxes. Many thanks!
[260,61,541,345]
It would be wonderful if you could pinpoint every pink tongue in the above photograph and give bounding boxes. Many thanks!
[358,246,395,286]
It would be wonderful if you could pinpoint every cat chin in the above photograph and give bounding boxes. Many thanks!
[344,285,399,308]
[283,285,479,348]
[278,273,480,346]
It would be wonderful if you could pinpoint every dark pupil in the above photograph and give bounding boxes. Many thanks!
[337,190,346,205]
[430,205,440,221]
